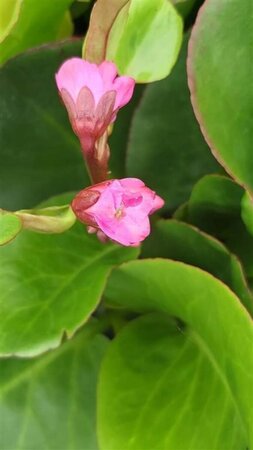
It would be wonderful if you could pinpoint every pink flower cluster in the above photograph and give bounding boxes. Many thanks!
[56,58,164,246]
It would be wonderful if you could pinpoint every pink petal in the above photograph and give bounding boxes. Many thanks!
[95,90,116,133]
[98,61,118,86]
[87,188,116,219]
[55,58,104,104]
[150,194,165,214]
[76,86,96,116]
[119,178,145,189]
[112,76,135,110]
[97,213,150,246]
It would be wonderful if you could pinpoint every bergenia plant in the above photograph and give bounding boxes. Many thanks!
[0,0,252,449]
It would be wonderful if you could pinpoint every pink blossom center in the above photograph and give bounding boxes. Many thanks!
[114,194,142,220]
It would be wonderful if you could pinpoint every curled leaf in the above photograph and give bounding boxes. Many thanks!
[16,205,76,234]
[0,209,22,246]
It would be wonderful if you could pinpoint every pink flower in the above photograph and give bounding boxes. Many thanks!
[55,58,135,150]
[71,178,164,246]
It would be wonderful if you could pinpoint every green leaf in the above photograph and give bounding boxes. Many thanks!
[0,193,139,357]
[0,40,89,211]
[56,11,73,40]
[106,0,183,83]
[172,0,196,18]
[0,321,108,450]
[142,219,253,314]
[188,175,243,233]
[241,191,253,237]
[188,0,253,193]
[83,0,129,63]
[126,36,220,210]
[187,175,253,280]
[0,0,73,64]
[98,313,248,450]
[0,210,22,246]
[16,205,76,234]
[104,259,253,447]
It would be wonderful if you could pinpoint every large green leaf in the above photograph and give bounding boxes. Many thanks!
[106,0,183,82]
[143,219,253,314]
[0,321,108,450]
[104,259,253,447]
[98,313,247,450]
[0,210,22,246]
[0,193,138,357]
[0,40,88,211]
[187,175,253,280]
[127,36,219,210]
[187,0,253,193]
[0,0,73,64]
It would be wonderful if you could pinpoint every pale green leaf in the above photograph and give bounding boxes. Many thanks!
[106,0,183,82]
[0,210,22,246]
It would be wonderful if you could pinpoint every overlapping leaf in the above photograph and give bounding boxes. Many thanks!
[188,0,253,193]
[103,259,253,448]
[127,36,219,210]
[0,40,87,210]
[0,0,73,64]
[98,313,247,450]
[0,322,108,450]
[187,175,253,280]
[106,0,183,82]
[0,194,138,357]
[143,219,253,314]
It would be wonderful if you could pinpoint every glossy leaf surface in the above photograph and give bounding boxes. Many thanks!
[106,0,183,82]
[0,40,88,211]
[0,322,108,450]
[104,259,253,448]
[143,219,253,314]
[0,194,138,357]
[188,0,253,193]
[0,0,73,64]
[98,313,247,450]
[127,37,219,210]
[187,175,253,280]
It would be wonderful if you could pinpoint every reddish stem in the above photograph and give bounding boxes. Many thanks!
[80,132,110,184]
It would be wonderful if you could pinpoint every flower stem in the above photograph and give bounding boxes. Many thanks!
[81,132,110,184]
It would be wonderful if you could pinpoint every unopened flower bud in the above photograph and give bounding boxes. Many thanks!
[71,178,164,247]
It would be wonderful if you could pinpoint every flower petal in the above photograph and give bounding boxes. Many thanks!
[113,76,135,109]
[97,213,150,246]
[98,61,118,86]
[56,58,104,104]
